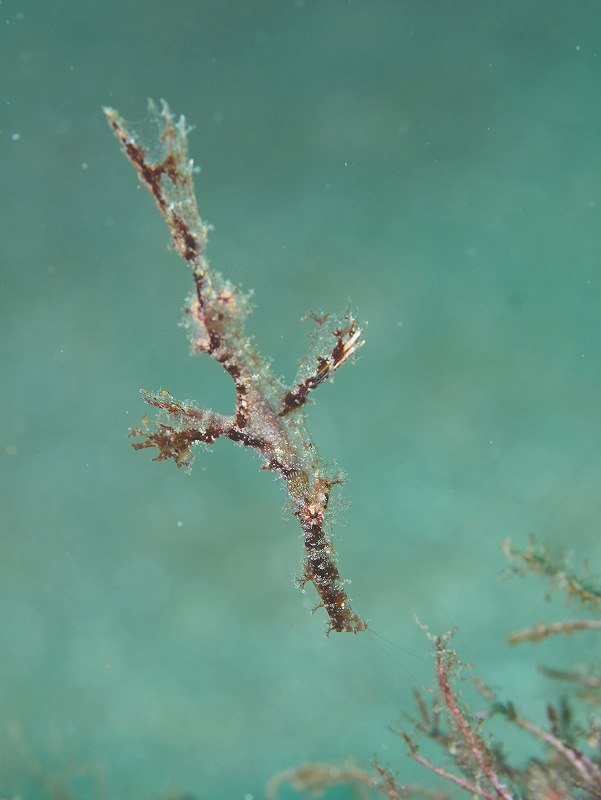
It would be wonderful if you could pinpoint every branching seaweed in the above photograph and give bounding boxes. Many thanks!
[104,100,366,633]
[371,545,601,800]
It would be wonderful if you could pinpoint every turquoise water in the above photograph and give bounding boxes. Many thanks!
[2,1,601,797]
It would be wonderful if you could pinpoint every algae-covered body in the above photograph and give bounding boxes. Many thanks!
[105,101,366,633]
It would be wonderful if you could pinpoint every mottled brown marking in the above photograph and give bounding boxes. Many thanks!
[171,212,199,261]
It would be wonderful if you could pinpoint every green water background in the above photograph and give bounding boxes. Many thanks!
[2,1,601,797]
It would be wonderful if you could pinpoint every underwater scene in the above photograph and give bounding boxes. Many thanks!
[2,1,601,798]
